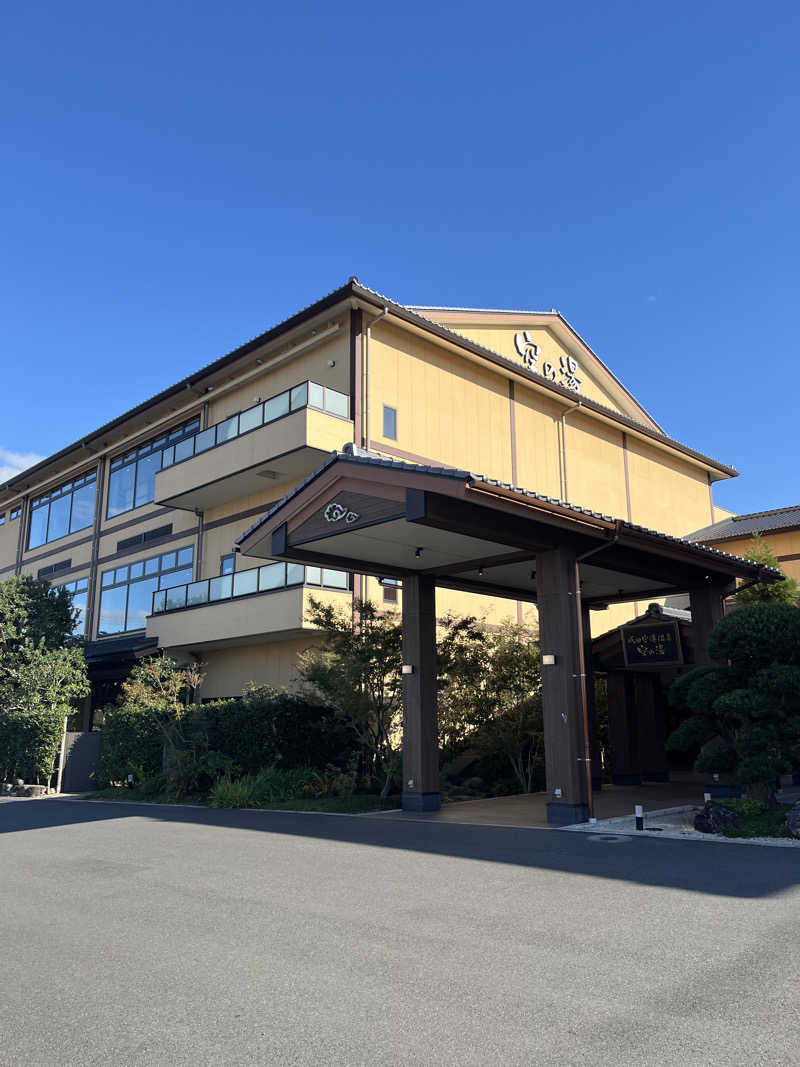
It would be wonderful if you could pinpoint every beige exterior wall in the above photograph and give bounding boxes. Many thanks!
[0,295,745,701]
[710,529,800,585]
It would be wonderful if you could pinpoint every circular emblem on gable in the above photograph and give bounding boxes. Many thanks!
[324,501,360,525]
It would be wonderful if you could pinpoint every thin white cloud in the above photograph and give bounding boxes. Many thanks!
[0,446,45,483]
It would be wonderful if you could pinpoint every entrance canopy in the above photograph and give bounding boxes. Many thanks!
[236,445,769,603]
[237,445,776,823]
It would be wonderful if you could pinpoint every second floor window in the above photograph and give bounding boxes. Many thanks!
[28,472,97,550]
[107,416,200,519]
[98,544,194,636]
[55,577,89,636]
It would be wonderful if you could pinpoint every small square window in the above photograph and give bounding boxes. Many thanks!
[10,507,21,521]
[382,578,399,604]
[382,405,397,440]
[220,554,235,575]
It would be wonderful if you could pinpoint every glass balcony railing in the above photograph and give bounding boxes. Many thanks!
[159,381,350,470]
[150,560,350,615]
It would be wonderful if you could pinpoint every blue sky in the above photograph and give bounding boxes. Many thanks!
[1,2,797,514]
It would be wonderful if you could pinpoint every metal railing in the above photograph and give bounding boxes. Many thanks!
[159,381,350,470]
[150,560,350,615]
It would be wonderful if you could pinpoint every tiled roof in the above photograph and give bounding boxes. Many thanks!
[688,505,800,543]
[237,445,775,577]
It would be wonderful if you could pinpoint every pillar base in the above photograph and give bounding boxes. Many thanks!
[402,792,440,812]
[546,801,589,825]
[611,773,642,786]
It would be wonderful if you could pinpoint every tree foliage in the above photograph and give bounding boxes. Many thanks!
[734,535,799,605]
[668,603,800,798]
[299,598,403,793]
[0,576,88,783]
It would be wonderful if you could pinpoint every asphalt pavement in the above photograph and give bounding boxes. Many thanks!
[1,798,798,1066]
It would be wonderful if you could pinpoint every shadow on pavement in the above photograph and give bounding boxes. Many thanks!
[2,797,797,900]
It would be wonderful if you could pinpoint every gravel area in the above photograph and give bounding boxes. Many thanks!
[565,803,800,848]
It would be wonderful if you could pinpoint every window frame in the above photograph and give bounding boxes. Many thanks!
[27,472,97,551]
[97,544,195,637]
[382,405,397,441]
[106,416,201,520]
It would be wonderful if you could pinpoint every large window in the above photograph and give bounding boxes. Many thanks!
[55,577,89,636]
[28,472,97,550]
[98,545,194,635]
[107,416,200,519]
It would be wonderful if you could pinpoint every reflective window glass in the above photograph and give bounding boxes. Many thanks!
[126,577,159,630]
[194,428,215,454]
[220,554,235,575]
[286,563,305,586]
[160,552,176,571]
[216,416,238,444]
[209,575,232,601]
[101,570,115,587]
[239,403,263,434]
[134,452,161,510]
[165,585,187,611]
[69,481,96,533]
[308,382,324,409]
[233,569,258,597]
[98,586,128,636]
[264,391,290,422]
[28,506,49,550]
[290,383,308,410]
[259,562,286,590]
[177,546,193,567]
[174,437,195,463]
[151,590,167,614]
[326,388,349,418]
[322,569,348,589]
[305,567,321,585]
[187,581,209,607]
[129,561,144,579]
[115,566,129,584]
[107,464,136,518]
[46,494,71,543]
[144,557,159,575]
[159,567,193,590]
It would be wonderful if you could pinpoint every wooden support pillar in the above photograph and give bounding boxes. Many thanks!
[690,580,733,665]
[582,605,602,792]
[537,547,589,824]
[607,671,641,785]
[401,574,440,812]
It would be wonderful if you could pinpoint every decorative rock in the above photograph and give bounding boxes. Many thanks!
[0,783,12,794]
[786,803,800,840]
[694,800,742,835]
[14,778,24,788]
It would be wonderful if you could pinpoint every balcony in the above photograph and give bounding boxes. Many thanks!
[154,381,352,511]
[145,561,352,652]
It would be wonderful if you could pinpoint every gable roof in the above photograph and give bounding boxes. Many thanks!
[689,505,800,544]
[409,304,663,433]
[0,277,738,505]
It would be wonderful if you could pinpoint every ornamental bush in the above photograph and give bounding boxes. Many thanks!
[668,603,800,800]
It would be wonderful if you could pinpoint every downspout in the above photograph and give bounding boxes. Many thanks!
[362,306,388,449]
[560,400,582,501]
[574,521,621,821]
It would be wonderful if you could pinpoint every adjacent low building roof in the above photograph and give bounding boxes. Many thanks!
[689,505,800,544]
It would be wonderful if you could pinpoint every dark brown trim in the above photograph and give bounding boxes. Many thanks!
[13,494,28,576]
[96,527,199,571]
[622,432,632,522]
[508,380,518,486]
[203,501,284,534]
[350,308,363,447]
[15,532,95,571]
[195,511,204,581]
[100,505,176,536]
[777,552,800,563]
[84,457,107,639]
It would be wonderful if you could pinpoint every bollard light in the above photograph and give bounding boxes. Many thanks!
[635,804,644,831]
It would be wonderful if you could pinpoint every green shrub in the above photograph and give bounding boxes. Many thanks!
[209,776,265,809]
[98,704,163,787]
[718,797,791,839]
